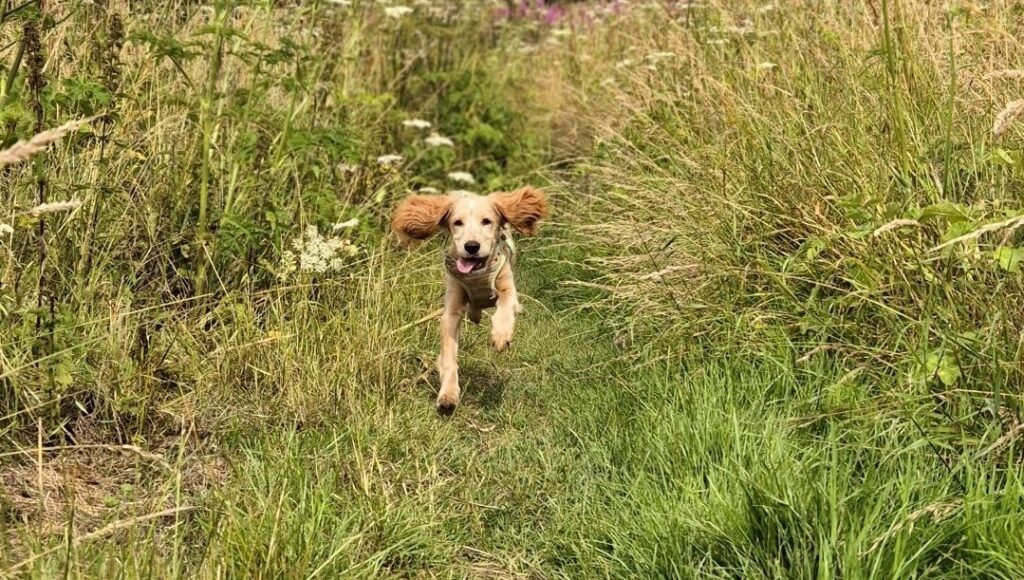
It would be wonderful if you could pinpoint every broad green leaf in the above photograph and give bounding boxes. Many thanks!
[993,246,1024,273]
[923,350,961,386]
[992,148,1015,165]
[920,202,968,223]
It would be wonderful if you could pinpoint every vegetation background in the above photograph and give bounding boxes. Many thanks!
[2,0,1024,576]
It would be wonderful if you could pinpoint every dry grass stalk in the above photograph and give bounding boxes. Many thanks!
[930,213,1024,252]
[9,505,195,572]
[865,500,963,555]
[984,70,1024,80]
[0,115,99,169]
[872,219,920,237]
[992,99,1024,137]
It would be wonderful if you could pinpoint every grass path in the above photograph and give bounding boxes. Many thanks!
[9,208,1021,578]
[63,223,1006,579]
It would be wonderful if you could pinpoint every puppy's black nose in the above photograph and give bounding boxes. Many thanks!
[464,241,480,255]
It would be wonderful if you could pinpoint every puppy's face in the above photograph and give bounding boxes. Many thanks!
[445,194,503,274]
[391,187,549,273]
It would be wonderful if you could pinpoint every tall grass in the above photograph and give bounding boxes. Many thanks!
[0,0,536,433]
[546,0,1024,454]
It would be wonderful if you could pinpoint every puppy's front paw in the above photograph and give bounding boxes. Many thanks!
[491,328,513,352]
[436,390,459,415]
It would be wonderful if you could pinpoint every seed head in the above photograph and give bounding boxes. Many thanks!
[993,99,1024,137]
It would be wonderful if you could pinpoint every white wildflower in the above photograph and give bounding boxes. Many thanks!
[615,58,635,68]
[756,61,777,70]
[29,200,83,216]
[384,5,413,18]
[337,162,358,173]
[284,225,359,277]
[327,0,351,6]
[424,133,454,148]
[418,186,440,194]
[447,171,475,184]
[0,223,12,235]
[402,118,431,130]
[377,154,404,166]
[333,218,360,230]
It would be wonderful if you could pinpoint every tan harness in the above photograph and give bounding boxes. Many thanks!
[444,230,516,309]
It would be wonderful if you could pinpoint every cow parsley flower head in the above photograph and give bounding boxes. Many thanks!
[377,154,404,166]
[279,225,359,280]
[402,119,431,130]
[384,5,413,18]
[424,133,454,148]
[447,171,475,184]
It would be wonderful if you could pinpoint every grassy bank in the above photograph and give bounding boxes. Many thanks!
[3,0,1024,577]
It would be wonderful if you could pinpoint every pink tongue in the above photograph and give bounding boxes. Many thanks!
[456,258,476,274]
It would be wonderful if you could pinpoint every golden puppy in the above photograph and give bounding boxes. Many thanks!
[391,188,548,413]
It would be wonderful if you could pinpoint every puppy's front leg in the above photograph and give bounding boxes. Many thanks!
[437,280,467,414]
[490,269,518,352]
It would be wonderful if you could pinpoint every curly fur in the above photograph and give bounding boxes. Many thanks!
[390,194,452,240]
[490,187,549,236]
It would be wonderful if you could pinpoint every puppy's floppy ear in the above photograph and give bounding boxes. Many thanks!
[391,195,452,240]
[490,187,549,236]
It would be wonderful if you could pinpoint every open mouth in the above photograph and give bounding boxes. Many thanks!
[455,257,487,274]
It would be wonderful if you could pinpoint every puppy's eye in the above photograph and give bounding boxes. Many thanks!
[481,218,492,226]
[453,220,463,227]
